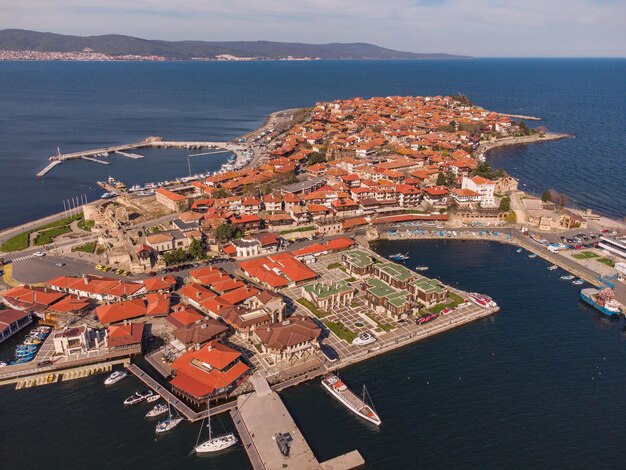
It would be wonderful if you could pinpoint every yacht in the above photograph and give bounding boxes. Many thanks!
[193,399,238,454]
[352,332,377,346]
[104,370,128,386]
[467,293,498,309]
[146,403,168,419]
[322,374,381,426]
[155,404,184,434]
[123,390,154,406]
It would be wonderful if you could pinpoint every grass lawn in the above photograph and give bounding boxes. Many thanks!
[78,219,95,231]
[72,241,97,254]
[0,232,29,252]
[324,320,357,343]
[297,298,329,318]
[572,251,599,260]
[597,258,615,267]
[448,292,464,306]
[327,262,343,270]
[0,214,82,252]
[367,314,394,332]
[34,226,72,246]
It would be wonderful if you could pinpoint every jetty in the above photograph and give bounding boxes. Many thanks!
[37,137,246,177]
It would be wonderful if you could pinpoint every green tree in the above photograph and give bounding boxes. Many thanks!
[307,152,326,166]
[541,190,552,202]
[188,239,205,260]
[215,223,236,241]
[436,172,447,186]
[283,172,297,184]
[499,196,511,212]
[505,212,517,224]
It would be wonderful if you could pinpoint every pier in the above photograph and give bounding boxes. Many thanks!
[115,151,144,159]
[37,137,244,177]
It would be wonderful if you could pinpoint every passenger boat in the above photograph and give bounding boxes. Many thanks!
[467,292,498,309]
[123,390,154,406]
[156,404,184,434]
[572,279,584,285]
[580,288,622,316]
[352,332,377,346]
[322,374,381,426]
[548,265,558,271]
[193,399,238,454]
[146,403,168,419]
[560,275,575,281]
[417,313,438,324]
[104,370,128,386]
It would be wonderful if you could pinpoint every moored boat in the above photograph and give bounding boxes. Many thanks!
[193,399,238,454]
[560,275,575,280]
[123,390,154,406]
[467,292,498,309]
[321,374,381,426]
[572,279,584,285]
[548,265,558,271]
[352,332,377,346]
[146,403,168,418]
[104,370,128,386]
[156,403,184,434]
[580,288,622,316]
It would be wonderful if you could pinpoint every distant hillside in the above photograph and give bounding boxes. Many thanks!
[0,29,469,60]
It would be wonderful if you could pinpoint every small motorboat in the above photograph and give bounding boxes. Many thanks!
[9,357,31,365]
[547,265,558,271]
[104,370,128,386]
[123,390,154,406]
[415,266,429,271]
[528,253,537,259]
[146,403,168,419]
[441,307,455,316]
[516,248,522,253]
[0,361,7,367]
[560,275,575,281]
[146,394,160,403]
[572,279,584,285]
[352,332,377,346]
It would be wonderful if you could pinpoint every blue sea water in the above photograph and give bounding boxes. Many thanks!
[0,58,625,229]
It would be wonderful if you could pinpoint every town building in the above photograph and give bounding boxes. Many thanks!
[302,280,355,311]
[410,278,449,307]
[254,316,322,362]
[0,309,32,344]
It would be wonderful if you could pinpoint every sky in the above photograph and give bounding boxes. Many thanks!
[1,0,625,57]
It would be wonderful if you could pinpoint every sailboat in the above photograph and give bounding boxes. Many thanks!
[155,402,184,434]
[193,399,238,454]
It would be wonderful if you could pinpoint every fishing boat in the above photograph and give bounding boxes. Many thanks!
[352,332,377,346]
[155,403,184,434]
[9,357,32,365]
[547,265,558,271]
[528,253,537,259]
[322,374,381,426]
[146,403,168,419]
[104,370,128,386]
[123,390,154,406]
[580,288,622,316]
[467,292,498,309]
[193,399,238,454]
[560,275,575,281]
[572,279,584,285]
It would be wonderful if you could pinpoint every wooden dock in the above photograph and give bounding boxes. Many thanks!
[82,156,110,165]
[230,407,264,470]
[115,151,144,159]
[126,363,235,422]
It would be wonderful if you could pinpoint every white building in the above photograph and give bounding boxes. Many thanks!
[461,176,496,207]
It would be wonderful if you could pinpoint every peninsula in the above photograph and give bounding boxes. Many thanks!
[1,94,625,469]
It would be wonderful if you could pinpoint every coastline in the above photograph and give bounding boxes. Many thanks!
[477,132,572,158]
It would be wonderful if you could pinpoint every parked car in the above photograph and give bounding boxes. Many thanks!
[55,262,65,267]
[33,251,46,257]
[37,360,53,367]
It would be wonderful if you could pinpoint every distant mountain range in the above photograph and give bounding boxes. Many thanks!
[0,29,469,60]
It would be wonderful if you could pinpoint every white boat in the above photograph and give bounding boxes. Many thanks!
[352,332,377,346]
[322,374,381,426]
[548,265,558,271]
[415,266,429,271]
[560,275,575,281]
[123,390,154,406]
[516,248,522,253]
[467,292,498,309]
[194,399,238,454]
[572,279,584,285]
[128,184,142,192]
[0,361,7,367]
[146,403,168,418]
[146,394,160,403]
[528,253,537,259]
[156,403,184,434]
[104,370,128,386]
